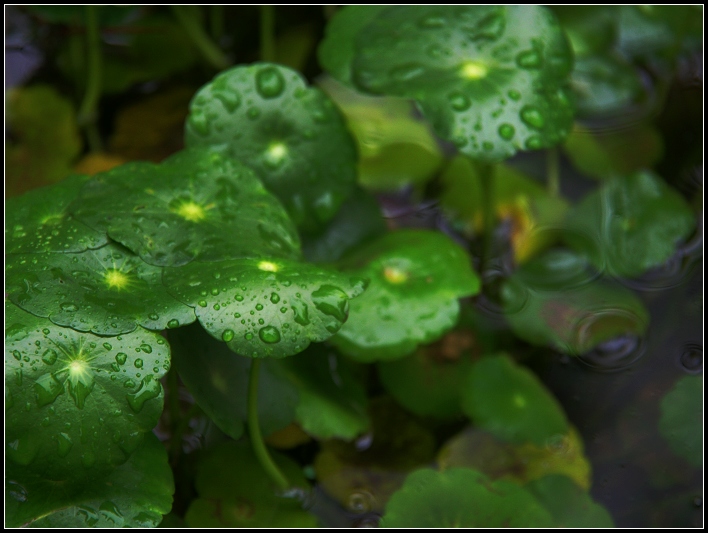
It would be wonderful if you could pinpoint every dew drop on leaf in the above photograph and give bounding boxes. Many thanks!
[34,373,64,406]
[41,348,58,365]
[516,49,542,69]
[115,352,128,365]
[520,106,545,129]
[498,123,516,140]
[60,302,79,312]
[140,343,153,354]
[255,66,286,99]
[126,375,161,413]
[56,432,73,457]
[222,329,235,342]
[103,342,112,351]
[167,319,180,329]
[134,358,144,369]
[259,325,281,344]
[449,91,472,111]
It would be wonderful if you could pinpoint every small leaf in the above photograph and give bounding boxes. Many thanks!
[163,257,366,358]
[6,432,173,528]
[658,375,703,468]
[380,468,554,528]
[563,171,695,278]
[185,63,358,231]
[5,302,170,479]
[460,354,569,446]
[185,441,317,528]
[6,243,196,336]
[72,148,300,267]
[332,230,481,362]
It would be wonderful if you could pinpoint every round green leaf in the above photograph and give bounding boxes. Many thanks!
[659,375,703,468]
[6,432,173,528]
[163,257,367,358]
[563,171,696,278]
[185,63,358,231]
[71,148,300,267]
[349,6,574,161]
[6,243,196,335]
[6,174,108,254]
[460,354,569,446]
[501,249,650,355]
[331,230,481,362]
[5,302,170,478]
[185,440,317,528]
[380,468,554,528]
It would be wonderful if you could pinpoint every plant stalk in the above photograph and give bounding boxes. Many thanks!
[546,147,560,197]
[78,5,103,152]
[260,5,276,62]
[248,359,290,491]
[171,5,230,70]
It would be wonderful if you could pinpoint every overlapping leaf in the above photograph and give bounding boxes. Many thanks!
[185,63,358,231]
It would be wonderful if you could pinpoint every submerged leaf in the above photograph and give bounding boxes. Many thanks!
[658,375,703,468]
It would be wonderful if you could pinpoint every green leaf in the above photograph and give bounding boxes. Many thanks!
[552,6,616,57]
[185,440,317,528]
[5,302,170,478]
[169,323,297,440]
[658,375,703,468]
[345,6,575,161]
[6,174,108,254]
[6,243,196,336]
[501,250,650,355]
[563,171,695,278]
[163,257,366,358]
[460,354,568,446]
[331,230,481,362]
[185,63,358,231]
[6,432,173,528]
[6,85,83,196]
[72,148,300,267]
[380,468,554,528]
[526,475,615,527]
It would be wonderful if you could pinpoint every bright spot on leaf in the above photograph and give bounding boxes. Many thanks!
[460,61,489,80]
[174,200,207,222]
[383,266,408,284]
[104,269,130,291]
[68,359,91,380]
[258,260,279,272]
[265,142,288,164]
[39,213,63,225]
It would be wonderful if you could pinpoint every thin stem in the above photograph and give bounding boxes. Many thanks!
[260,5,276,62]
[478,161,496,269]
[78,5,103,152]
[248,359,290,491]
[171,5,230,70]
[166,366,183,460]
[546,147,560,197]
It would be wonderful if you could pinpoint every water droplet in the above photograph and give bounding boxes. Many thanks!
[255,66,286,98]
[235,294,244,302]
[247,107,261,120]
[679,344,702,373]
[291,300,310,325]
[115,352,127,365]
[516,49,542,69]
[124,379,136,388]
[214,88,241,113]
[60,302,78,312]
[99,501,124,525]
[56,432,73,457]
[498,123,515,140]
[148,313,159,321]
[102,342,112,351]
[140,344,152,354]
[213,303,221,311]
[525,135,543,150]
[126,375,161,413]
[258,326,281,344]
[12,350,22,361]
[210,287,219,295]
[189,112,210,136]
[482,141,494,151]
[167,319,180,329]
[448,91,471,111]
[270,292,280,304]
[77,505,99,525]
[520,106,545,129]
[34,373,65,406]
[134,359,144,369]
[6,480,28,502]
[7,435,40,465]
[222,329,235,342]
[255,303,264,311]
[312,285,349,322]
[244,332,254,340]
[198,299,207,307]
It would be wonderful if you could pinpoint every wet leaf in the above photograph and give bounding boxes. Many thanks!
[72,148,300,267]
[163,257,367,358]
[5,302,169,479]
[6,174,108,254]
[501,249,650,355]
[6,85,82,197]
[324,6,575,161]
[185,440,317,528]
[380,468,554,527]
[438,426,591,490]
[185,63,358,231]
[6,243,196,336]
[332,229,481,362]
[563,171,695,278]
[460,354,569,446]
[659,375,702,468]
[6,432,173,528]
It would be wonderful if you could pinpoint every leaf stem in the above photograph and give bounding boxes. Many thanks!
[546,147,560,197]
[78,5,103,152]
[260,5,276,62]
[171,5,230,70]
[248,359,290,491]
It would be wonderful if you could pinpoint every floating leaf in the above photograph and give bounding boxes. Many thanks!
[185,441,317,528]
[163,257,366,358]
[563,171,695,278]
[6,432,173,528]
[380,468,554,528]
[6,243,196,336]
[438,426,591,490]
[72,148,300,267]
[460,354,569,446]
[6,174,108,254]
[5,302,169,478]
[185,63,358,231]
[328,6,574,161]
[332,230,481,362]
[658,375,702,468]
[501,250,650,355]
